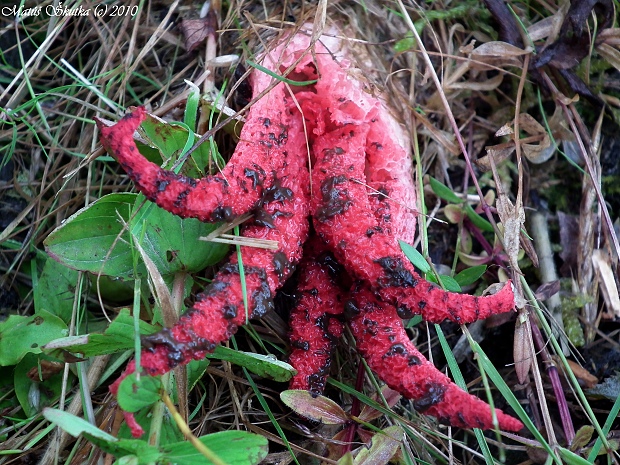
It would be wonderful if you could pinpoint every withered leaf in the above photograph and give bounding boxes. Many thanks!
[180,10,216,53]
[534,281,561,301]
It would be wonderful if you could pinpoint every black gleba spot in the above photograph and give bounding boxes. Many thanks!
[412,382,447,412]
[375,256,417,288]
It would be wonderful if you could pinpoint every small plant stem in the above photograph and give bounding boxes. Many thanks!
[525,314,559,448]
[161,390,228,465]
[343,364,366,451]
[521,276,612,454]
[463,217,507,270]
[529,318,575,443]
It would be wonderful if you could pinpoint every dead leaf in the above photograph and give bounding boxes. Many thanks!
[471,41,532,69]
[535,281,561,301]
[592,249,620,319]
[496,194,525,273]
[180,10,217,53]
[358,386,401,422]
[27,361,64,382]
[555,357,598,389]
[448,72,504,91]
[280,390,348,425]
[476,142,515,171]
[513,314,531,384]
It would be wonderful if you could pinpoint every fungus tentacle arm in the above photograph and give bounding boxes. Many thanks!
[310,125,515,324]
[289,237,345,394]
[97,65,303,223]
[106,101,310,436]
[347,287,523,432]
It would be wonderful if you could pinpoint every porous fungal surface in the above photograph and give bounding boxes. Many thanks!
[100,24,522,437]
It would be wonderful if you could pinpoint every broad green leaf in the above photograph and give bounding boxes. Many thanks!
[44,193,138,278]
[354,425,403,465]
[43,407,118,441]
[424,272,462,292]
[429,177,494,232]
[280,390,348,424]
[164,431,268,465]
[454,265,488,287]
[0,310,68,366]
[337,452,354,465]
[464,204,494,232]
[571,426,594,451]
[394,33,414,53]
[33,257,79,324]
[398,240,430,273]
[84,434,163,463]
[139,114,221,178]
[117,373,162,413]
[206,346,295,382]
[15,354,69,417]
[130,195,229,276]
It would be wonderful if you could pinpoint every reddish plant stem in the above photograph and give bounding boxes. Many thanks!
[529,317,575,443]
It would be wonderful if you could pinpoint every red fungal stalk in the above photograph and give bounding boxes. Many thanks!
[347,287,523,431]
[289,238,344,394]
[104,96,311,436]
[97,56,309,224]
[103,24,524,437]
[309,125,515,324]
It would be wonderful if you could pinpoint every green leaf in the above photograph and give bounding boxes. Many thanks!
[206,346,295,382]
[558,446,593,465]
[0,311,68,366]
[42,308,157,357]
[117,373,162,413]
[429,176,461,203]
[436,275,461,292]
[246,59,317,86]
[33,257,79,324]
[43,407,118,442]
[130,195,229,276]
[429,177,494,232]
[394,33,414,53]
[164,431,268,465]
[570,426,595,451]
[139,114,218,178]
[44,191,229,279]
[44,193,138,278]
[454,265,488,287]
[85,434,163,463]
[398,240,430,273]
[280,390,348,424]
[14,354,69,417]
[464,204,494,232]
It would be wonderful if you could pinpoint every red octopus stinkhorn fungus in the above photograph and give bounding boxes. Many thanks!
[99,25,524,438]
